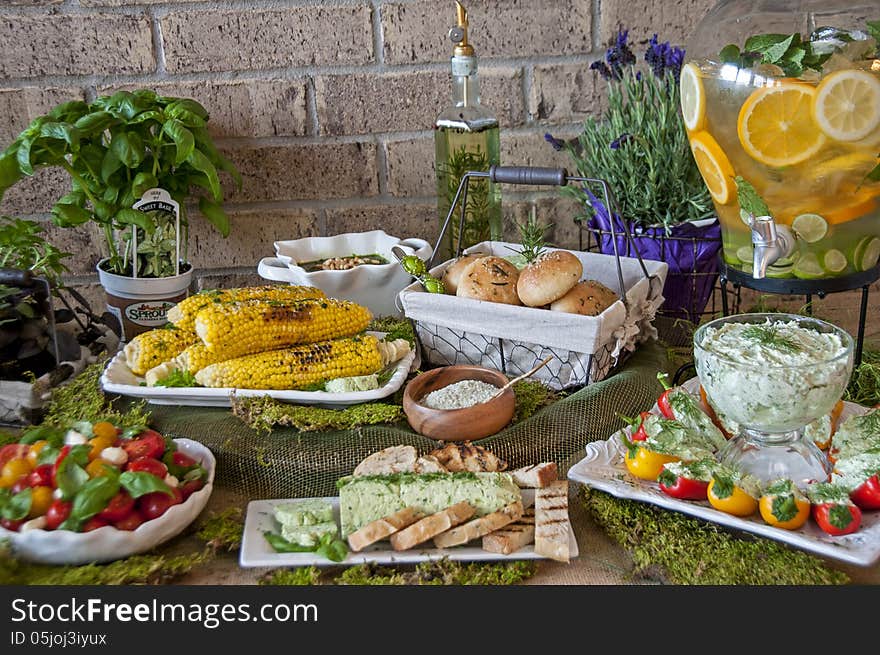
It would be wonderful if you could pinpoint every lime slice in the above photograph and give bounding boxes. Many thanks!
[766,264,794,278]
[736,245,753,264]
[792,213,828,243]
[855,236,880,271]
[739,208,753,225]
[793,252,825,279]
[774,251,800,267]
[723,247,741,265]
[822,248,847,274]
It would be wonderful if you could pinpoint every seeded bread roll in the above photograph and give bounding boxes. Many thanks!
[516,250,583,307]
[549,279,619,316]
[456,256,521,305]
[442,253,488,295]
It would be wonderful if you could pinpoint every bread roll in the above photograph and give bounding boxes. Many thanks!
[442,253,487,295]
[456,256,521,305]
[549,279,619,316]
[516,250,582,307]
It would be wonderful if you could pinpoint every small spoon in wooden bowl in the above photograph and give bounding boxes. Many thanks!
[490,356,554,400]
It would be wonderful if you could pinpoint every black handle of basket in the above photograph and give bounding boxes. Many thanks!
[0,268,33,286]
[489,166,568,186]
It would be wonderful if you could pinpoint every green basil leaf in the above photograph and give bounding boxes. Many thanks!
[102,185,120,205]
[75,143,106,180]
[198,197,230,237]
[70,475,120,523]
[0,488,32,521]
[186,149,221,201]
[316,538,349,563]
[51,203,92,227]
[132,172,158,198]
[74,111,115,135]
[39,122,79,150]
[119,471,173,499]
[163,119,195,165]
[130,110,164,125]
[110,131,145,169]
[16,138,33,176]
[100,147,122,184]
[68,444,91,468]
[36,445,61,467]
[166,98,209,121]
[0,152,23,194]
[48,100,88,122]
[263,532,315,553]
[19,425,64,446]
[56,458,89,501]
[93,200,114,222]
[58,517,82,532]
[216,154,242,191]
[116,208,156,234]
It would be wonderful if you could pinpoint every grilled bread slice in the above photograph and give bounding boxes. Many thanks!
[414,455,447,473]
[347,507,424,552]
[482,508,535,555]
[433,501,524,549]
[389,501,475,551]
[534,480,571,563]
[353,445,418,476]
[510,462,558,488]
[429,441,507,473]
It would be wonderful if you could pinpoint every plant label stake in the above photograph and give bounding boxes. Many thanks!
[131,189,182,279]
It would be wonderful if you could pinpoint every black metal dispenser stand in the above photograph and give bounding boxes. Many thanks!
[718,257,879,367]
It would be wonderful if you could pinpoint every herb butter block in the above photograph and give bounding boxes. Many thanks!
[280,522,338,547]
[274,499,334,527]
[337,472,521,537]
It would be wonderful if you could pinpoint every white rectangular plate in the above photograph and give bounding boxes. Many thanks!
[240,490,579,568]
[567,405,880,567]
[100,331,416,408]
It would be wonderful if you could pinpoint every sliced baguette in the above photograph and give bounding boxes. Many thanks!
[347,507,424,553]
[534,480,571,563]
[389,501,475,551]
[510,462,558,488]
[482,508,535,555]
[433,501,524,549]
[353,445,418,476]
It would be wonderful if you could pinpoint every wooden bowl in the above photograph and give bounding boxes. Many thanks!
[402,365,515,442]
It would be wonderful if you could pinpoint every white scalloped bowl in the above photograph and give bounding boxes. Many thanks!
[257,230,433,318]
[0,438,215,565]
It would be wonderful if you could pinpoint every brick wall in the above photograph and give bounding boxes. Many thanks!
[1,0,876,341]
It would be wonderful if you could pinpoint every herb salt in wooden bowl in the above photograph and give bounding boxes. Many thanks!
[402,365,515,441]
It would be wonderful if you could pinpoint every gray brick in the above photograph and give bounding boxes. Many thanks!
[98,79,309,138]
[530,63,607,123]
[500,196,583,250]
[41,222,105,277]
[4,1,62,5]
[188,207,319,270]
[161,6,374,73]
[221,143,379,203]
[599,0,716,46]
[0,14,155,78]
[385,137,434,198]
[325,204,437,243]
[0,87,86,145]
[315,67,522,136]
[382,0,593,64]
[0,167,71,217]
[80,0,204,5]
[500,129,579,169]
[195,271,265,292]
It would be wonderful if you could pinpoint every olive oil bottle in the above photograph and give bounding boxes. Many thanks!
[435,1,502,258]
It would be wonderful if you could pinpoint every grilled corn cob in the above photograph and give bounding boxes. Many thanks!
[194,298,372,358]
[194,335,392,390]
[123,327,198,376]
[144,342,225,386]
[167,285,325,332]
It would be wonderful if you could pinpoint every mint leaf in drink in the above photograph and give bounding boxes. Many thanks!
[735,176,771,219]
[867,20,880,44]
[865,160,880,184]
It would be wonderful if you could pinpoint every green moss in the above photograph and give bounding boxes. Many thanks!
[513,380,558,422]
[260,567,321,586]
[231,395,404,434]
[581,488,849,585]
[334,559,536,585]
[196,508,244,552]
[368,317,415,346]
[845,349,880,407]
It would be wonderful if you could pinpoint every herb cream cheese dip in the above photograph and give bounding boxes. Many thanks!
[421,379,499,410]
[695,318,852,433]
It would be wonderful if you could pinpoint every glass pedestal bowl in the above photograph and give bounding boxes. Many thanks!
[694,313,854,487]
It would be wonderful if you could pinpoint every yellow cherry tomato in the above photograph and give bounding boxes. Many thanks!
[623,442,680,481]
[86,459,117,478]
[0,458,33,488]
[26,440,48,467]
[759,480,810,530]
[91,421,118,441]
[707,476,758,517]
[87,435,117,461]
[28,485,54,518]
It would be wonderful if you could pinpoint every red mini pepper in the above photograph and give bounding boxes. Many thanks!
[656,459,716,500]
[807,482,862,536]
[618,412,654,441]
[850,472,880,511]
[656,373,676,420]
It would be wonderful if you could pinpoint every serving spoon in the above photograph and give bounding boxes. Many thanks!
[491,356,554,399]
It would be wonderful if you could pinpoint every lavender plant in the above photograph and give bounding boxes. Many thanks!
[547,30,714,231]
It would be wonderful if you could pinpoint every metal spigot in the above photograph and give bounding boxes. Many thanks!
[748,214,795,279]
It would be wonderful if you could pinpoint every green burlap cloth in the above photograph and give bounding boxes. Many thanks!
[146,341,671,499]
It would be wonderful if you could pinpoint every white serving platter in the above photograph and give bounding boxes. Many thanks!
[567,384,880,567]
[240,489,579,568]
[100,332,416,408]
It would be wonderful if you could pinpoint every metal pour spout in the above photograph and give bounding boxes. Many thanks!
[748,214,795,279]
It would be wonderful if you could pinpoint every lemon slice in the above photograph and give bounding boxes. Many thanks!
[791,213,828,243]
[737,82,826,167]
[690,131,736,205]
[813,69,880,142]
[792,252,825,279]
[854,236,880,271]
[680,63,706,132]
[822,248,847,274]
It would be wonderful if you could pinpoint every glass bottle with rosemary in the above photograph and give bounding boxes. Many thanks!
[435,1,502,259]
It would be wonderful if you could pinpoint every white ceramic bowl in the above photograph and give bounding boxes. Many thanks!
[257,230,432,318]
[0,438,215,565]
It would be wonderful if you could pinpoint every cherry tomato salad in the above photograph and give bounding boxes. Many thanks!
[0,421,207,534]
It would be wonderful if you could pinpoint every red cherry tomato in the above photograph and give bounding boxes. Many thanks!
[122,430,165,461]
[96,491,135,523]
[113,509,145,531]
[45,499,72,530]
[27,464,54,488]
[812,502,862,536]
[126,457,168,479]
[138,487,183,521]
[0,517,24,532]
[171,451,197,469]
[850,473,880,511]
[180,478,204,500]
[0,443,29,468]
[81,517,109,532]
